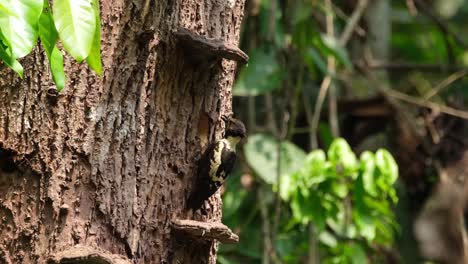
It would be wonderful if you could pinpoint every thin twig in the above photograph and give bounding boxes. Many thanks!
[357,61,468,72]
[384,88,468,120]
[308,224,319,264]
[307,1,337,148]
[424,69,468,99]
[325,0,339,138]
[311,0,371,148]
[259,188,272,264]
[339,0,369,46]
[303,85,316,149]
[287,66,304,140]
[311,76,332,149]
[362,69,468,120]
[328,2,366,37]
[265,94,278,132]
[267,0,277,43]
[406,0,418,16]
[248,96,256,132]
[271,81,291,261]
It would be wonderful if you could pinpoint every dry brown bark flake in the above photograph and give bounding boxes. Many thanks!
[0,0,246,263]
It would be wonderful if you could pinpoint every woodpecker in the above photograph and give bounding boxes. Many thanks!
[187,117,246,211]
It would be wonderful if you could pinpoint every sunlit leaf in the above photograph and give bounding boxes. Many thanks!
[38,3,65,90]
[332,182,348,198]
[0,0,17,16]
[375,149,398,185]
[85,0,102,74]
[328,138,358,176]
[0,0,43,58]
[356,213,376,241]
[319,231,338,248]
[53,0,96,62]
[244,133,306,185]
[360,151,377,196]
[0,43,23,77]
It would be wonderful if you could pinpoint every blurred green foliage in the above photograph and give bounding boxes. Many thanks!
[222,0,468,263]
[221,138,398,263]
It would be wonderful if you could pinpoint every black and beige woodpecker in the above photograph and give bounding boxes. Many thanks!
[188,117,246,211]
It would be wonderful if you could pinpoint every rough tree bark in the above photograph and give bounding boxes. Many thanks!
[0,0,246,263]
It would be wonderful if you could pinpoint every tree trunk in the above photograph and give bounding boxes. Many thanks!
[0,0,246,263]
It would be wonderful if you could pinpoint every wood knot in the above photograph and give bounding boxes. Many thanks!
[173,27,249,65]
[47,245,132,264]
[171,219,239,244]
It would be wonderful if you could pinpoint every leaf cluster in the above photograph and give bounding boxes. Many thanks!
[221,136,399,263]
[0,0,102,91]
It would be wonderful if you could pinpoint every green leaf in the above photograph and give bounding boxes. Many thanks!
[291,190,326,230]
[38,3,65,90]
[328,138,358,176]
[375,149,398,185]
[360,151,377,196]
[279,170,296,201]
[85,0,101,74]
[319,35,352,69]
[233,48,283,96]
[53,0,96,62]
[0,43,23,77]
[319,231,338,248]
[244,134,306,185]
[344,243,367,264]
[331,182,348,198]
[0,0,43,58]
[355,213,376,241]
[48,47,65,90]
[38,4,57,55]
[319,123,334,149]
[0,0,17,16]
[0,30,23,76]
[302,150,328,186]
[303,46,329,75]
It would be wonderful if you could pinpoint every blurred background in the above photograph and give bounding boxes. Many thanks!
[219,0,468,263]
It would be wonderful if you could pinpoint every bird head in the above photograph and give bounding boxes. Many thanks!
[224,117,246,142]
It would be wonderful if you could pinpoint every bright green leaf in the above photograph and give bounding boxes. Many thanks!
[38,6,57,55]
[53,0,96,62]
[0,0,17,16]
[360,151,377,196]
[375,149,398,185]
[332,182,348,198]
[356,213,376,241]
[0,0,43,58]
[328,138,358,176]
[279,171,296,201]
[85,0,102,74]
[319,231,338,248]
[0,44,23,77]
[38,4,65,90]
[301,150,328,186]
[49,46,65,90]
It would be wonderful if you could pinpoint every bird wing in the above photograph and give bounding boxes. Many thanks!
[187,141,222,210]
